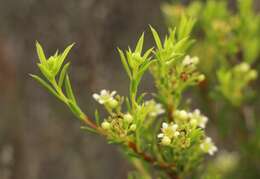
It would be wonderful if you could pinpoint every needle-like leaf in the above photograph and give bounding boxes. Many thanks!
[36,41,47,64]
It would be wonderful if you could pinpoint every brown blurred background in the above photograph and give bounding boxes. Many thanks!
[0,0,259,179]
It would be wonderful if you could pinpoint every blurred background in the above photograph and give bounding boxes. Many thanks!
[0,0,259,179]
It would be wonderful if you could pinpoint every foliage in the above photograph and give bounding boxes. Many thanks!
[31,16,218,179]
[162,0,259,178]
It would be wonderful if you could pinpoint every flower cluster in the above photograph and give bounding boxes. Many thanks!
[174,109,208,129]
[158,122,180,145]
[157,108,216,156]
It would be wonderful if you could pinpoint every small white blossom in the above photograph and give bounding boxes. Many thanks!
[200,137,218,155]
[182,55,199,66]
[92,89,118,107]
[174,109,208,129]
[158,122,180,145]
[199,116,208,128]
[145,100,165,117]
[191,109,208,129]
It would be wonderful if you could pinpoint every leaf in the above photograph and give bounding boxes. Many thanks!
[143,47,154,60]
[94,109,101,126]
[36,41,47,64]
[125,97,131,111]
[56,43,75,71]
[30,74,64,102]
[80,126,98,134]
[65,75,76,103]
[137,93,147,104]
[168,27,177,44]
[136,59,156,85]
[150,25,162,49]
[58,62,70,87]
[177,15,195,40]
[135,33,144,54]
[117,48,132,79]
[37,63,53,80]
[173,37,189,53]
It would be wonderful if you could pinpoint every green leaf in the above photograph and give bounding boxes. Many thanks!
[30,74,64,102]
[178,16,195,40]
[37,63,53,80]
[136,59,156,85]
[94,110,101,126]
[143,47,154,60]
[58,62,70,87]
[36,41,47,64]
[65,75,76,103]
[125,97,131,111]
[117,48,132,79]
[137,93,147,104]
[80,126,98,134]
[173,37,189,53]
[56,43,75,71]
[135,33,144,54]
[150,25,162,49]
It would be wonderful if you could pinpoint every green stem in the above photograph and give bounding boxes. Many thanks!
[131,158,152,179]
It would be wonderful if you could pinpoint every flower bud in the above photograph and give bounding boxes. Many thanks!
[101,121,111,130]
[239,63,249,72]
[198,74,205,82]
[130,124,136,131]
[161,136,171,145]
[108,99,118,108]
[248,70,258,80]
[124,113,133,123]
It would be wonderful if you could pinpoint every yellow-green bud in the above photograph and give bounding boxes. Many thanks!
[124,113,133,123]
[198,74,205,82]
[161,136,171,145]
[108,99,118,108]
[248,70,258,80]
[101,121,111,130]
[130,124,136,131]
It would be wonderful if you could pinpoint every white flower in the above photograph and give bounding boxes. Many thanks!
[92,89,118,107]
[200,137,218,155]
[145,100,165,117]
[198,116,208,128]
[182,55,199,66]
[189,109,208,129]
[158,122,180,145]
